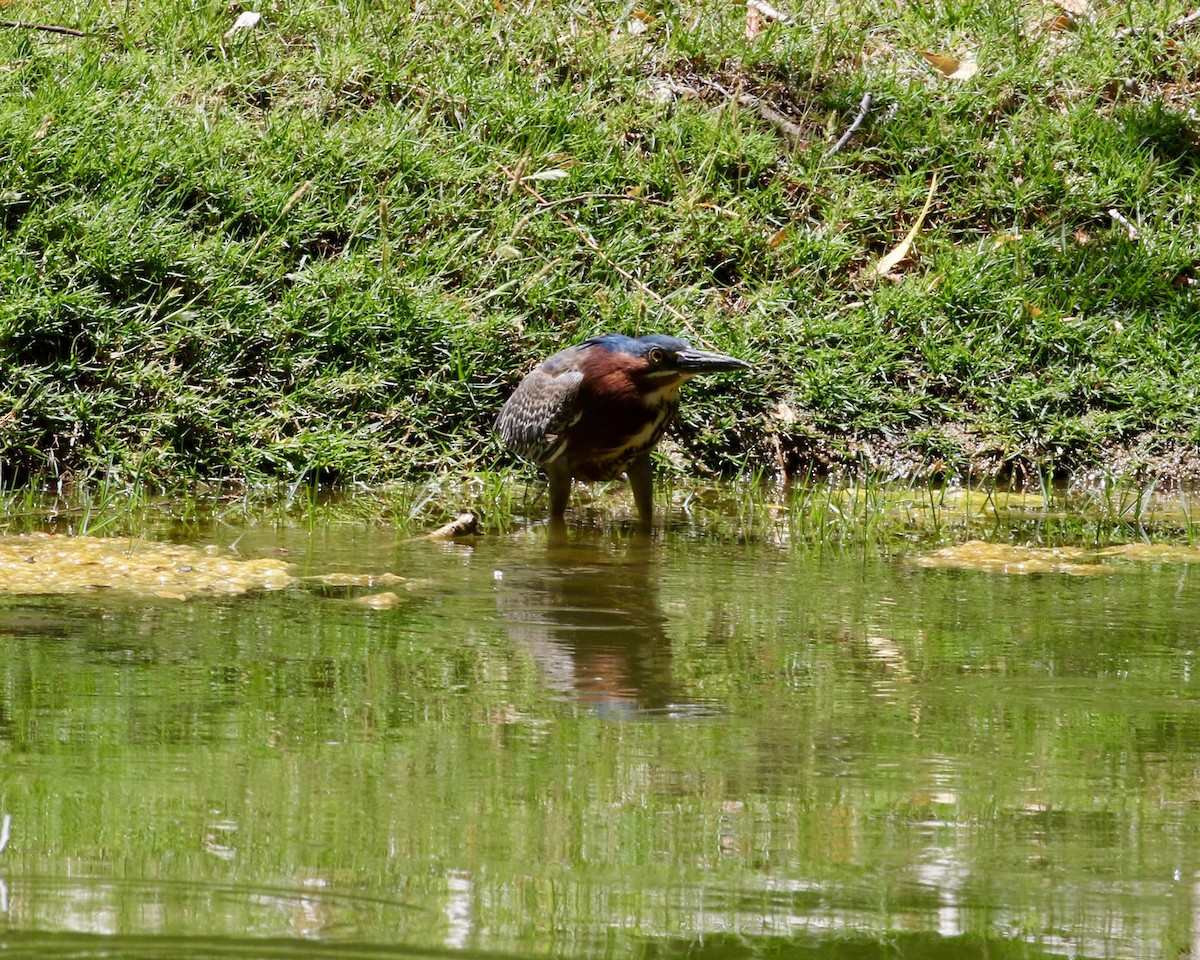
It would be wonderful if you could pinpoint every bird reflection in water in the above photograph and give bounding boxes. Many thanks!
[494,532,686,713]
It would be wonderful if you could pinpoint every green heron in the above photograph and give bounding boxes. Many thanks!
[496,333,750,525]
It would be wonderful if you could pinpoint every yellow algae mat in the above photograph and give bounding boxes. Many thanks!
[915,540,1200,575]
[0,532,294,598]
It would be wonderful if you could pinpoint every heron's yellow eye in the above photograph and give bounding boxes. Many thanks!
[647,348,665,365]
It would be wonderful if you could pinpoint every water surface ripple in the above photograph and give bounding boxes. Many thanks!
[0,522,1198,959]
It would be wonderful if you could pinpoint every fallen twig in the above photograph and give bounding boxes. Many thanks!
[1108,207,1139,240]
[700,77,806,146]
[535,191,737,219]
[1116,9,1200,39]
[535,192,671,212]
[826,92,873,157]
[427,512,480,541]
[746,0,795,26]
[743,94,806,143]
[1173,9,1200,29]
[0,18,92,37]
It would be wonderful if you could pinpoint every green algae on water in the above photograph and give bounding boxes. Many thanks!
[0,533,294,599]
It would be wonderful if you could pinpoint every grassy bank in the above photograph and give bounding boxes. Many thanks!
[1,0,1198,492]
[3,471,1196,550]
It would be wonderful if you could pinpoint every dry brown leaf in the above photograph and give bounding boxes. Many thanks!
[223,11,261,40]
[627,10,654,34]
[1042,14,1076,32]
[767,224,790,249]
[1025,303,1043,317]
[921,51,979,81]
[280,180,312,216]
[875,172,939,276]
[745,4,763,40]
[772,400,797,425]
[522,168,571,182]
[992,233,1022,249]
[1073,228,1091,245]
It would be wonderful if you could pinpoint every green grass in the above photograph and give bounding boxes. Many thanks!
[2,468,1196,552]
[1,0,1198,492]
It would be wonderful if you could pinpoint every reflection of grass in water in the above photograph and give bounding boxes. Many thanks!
[1,468,1198,547]
[668,471,1200,548]
[0,469,517,541]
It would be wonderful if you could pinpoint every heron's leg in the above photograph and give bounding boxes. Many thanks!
[546,458,572,519]
[547,516,569,544]
[627,452,654,528]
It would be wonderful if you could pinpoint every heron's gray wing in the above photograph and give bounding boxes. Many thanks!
[495,363,584,465]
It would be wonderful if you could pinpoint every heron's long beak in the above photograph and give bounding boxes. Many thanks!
[675,348,751,373]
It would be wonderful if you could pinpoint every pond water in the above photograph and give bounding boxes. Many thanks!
[1,510,1199,959]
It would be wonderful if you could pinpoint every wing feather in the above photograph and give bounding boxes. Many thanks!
[495,362,584,465]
